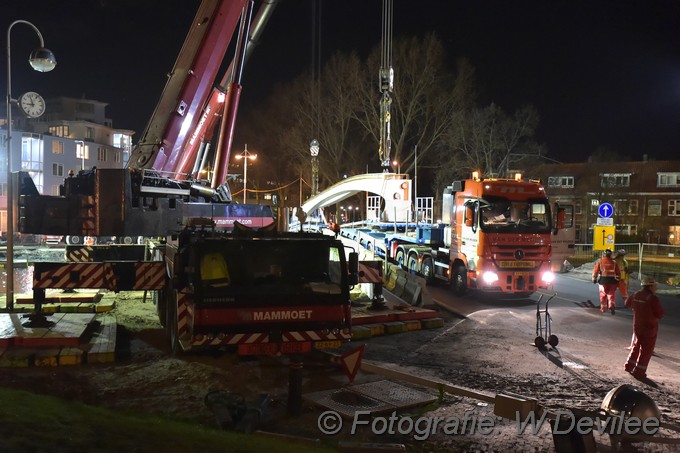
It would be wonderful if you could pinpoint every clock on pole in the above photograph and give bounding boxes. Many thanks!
[18,91,46,118]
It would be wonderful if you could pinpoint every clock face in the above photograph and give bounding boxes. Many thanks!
[19,91,46,118]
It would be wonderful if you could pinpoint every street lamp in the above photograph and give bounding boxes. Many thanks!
[6,20,56,310]
[310,139,319,196]
[392,159,400,174]
[75,140,85,170]
[234,144,256,203]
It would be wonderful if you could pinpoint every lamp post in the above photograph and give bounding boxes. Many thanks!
[234,144,256,203]
[414,145,418,225]
[392,159,400,174]
[6,20,56,310]
[75,140,85,170]
[310,139,319,196]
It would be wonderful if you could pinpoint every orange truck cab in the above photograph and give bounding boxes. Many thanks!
[446,174,556,295]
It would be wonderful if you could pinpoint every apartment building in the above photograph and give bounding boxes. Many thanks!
[1,97,134,235]
[528,158,680,245]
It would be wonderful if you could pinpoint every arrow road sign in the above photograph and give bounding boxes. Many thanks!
[598,202,614,218]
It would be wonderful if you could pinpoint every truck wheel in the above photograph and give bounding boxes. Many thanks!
[452,267,467,296]
[166,283,181,355]
[421,257,435,284]
[407,256,419,274]
[155,289,167,328]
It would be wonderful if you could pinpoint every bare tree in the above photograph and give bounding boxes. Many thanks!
[433,102,542,194]
[242,33,543,206]
[248,52,369,188]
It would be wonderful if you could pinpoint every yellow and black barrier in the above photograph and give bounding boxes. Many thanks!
[384,263,432,307]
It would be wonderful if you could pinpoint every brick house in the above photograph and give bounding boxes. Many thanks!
[527,158,680,245]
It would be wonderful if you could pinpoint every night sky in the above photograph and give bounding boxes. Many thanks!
[3,0,680,163]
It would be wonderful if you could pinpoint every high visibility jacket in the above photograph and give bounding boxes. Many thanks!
[592,256,620,284]
[614,255,629,282]
[625,288,665,336]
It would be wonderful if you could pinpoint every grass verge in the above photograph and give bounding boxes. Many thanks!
[0,387,336,452]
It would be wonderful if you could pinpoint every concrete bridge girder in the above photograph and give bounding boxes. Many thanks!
[301,173,412,222]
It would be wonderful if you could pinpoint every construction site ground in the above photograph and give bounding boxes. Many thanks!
[0,251,679,451]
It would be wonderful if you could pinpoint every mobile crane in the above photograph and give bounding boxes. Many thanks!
[18,0,358,354]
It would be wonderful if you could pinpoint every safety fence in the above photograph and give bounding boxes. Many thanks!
[568,243,680,286]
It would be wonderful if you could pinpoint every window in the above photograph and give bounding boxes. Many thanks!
[21,134,43,173]
[51,185,60,196]
[670,200,680,216]
[76,144,89,160]
[590,199,599,213]
[52,141,64,155]
[614,199,638,215]
[575,223,582,242]
[114,151,121,163]
[0,183,6,197]
[600,173,631,188]
[52,163,64,177]
[547,176,574,188]
[85,127,95,140]
[616,224,638,236]
[658,172,680,187]
[48,125,69,137]
[574,200,582,215]
[97,147,107,162]
[647,199,662,216]
[113,133,132,152]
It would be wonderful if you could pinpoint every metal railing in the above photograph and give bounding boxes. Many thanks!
[569,243,680,287]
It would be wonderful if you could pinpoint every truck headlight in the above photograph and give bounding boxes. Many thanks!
[482,271,499,283]
[542,271,555,283]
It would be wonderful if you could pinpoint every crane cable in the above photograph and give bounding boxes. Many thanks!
[379,0,394,170]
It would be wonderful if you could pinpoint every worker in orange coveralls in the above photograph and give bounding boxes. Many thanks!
[592,248,621,315]
[624,276,665,380]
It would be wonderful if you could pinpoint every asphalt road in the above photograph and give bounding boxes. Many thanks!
[422,269,680,389]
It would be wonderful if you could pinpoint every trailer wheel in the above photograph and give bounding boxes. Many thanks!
[407,256,419,274]
[548,335,559,348]
[421,257,435,284]
[395,250,406,268]
[452,267,467,296]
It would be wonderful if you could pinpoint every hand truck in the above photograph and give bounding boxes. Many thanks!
[534,292,558,349]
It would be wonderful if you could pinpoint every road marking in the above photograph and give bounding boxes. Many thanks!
[562,361,589,370]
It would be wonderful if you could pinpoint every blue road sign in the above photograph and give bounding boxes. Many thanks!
[598,202,614,218]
